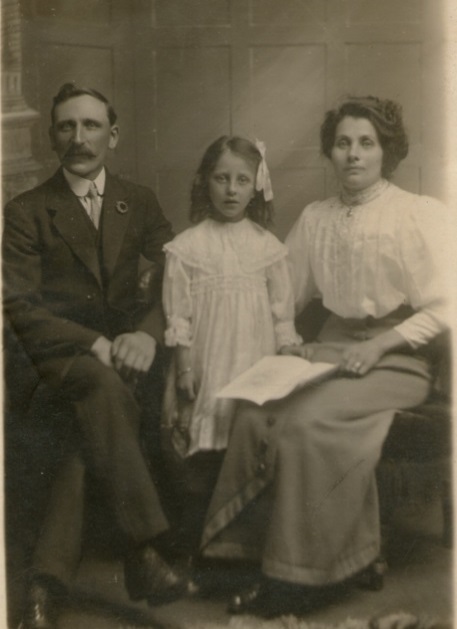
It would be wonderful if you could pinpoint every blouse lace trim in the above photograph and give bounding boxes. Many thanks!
[340,178,389,209]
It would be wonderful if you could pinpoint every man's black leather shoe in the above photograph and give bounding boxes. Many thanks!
[124,543,194,606]
[18,581,59,629]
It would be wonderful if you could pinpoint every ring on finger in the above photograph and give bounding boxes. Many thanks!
[353,361,362,370]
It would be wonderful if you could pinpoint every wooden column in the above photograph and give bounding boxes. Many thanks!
[2,0,41,202]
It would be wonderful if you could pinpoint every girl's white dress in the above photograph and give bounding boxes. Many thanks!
[163,217,301,457]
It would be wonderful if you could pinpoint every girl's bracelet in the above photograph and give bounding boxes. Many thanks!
[177,366,192,378]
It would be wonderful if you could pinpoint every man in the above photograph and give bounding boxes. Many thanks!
[3,83,191,629]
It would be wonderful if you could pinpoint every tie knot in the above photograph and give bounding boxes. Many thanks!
[87,181,98,199]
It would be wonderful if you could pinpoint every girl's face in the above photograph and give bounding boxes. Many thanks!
[208,150,256,222]
[330,116,384,191]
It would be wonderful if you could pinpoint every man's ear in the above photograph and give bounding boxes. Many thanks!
[109,125,119,150]
[49,126,57,151]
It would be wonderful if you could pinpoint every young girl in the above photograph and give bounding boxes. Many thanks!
[162,136,301,551]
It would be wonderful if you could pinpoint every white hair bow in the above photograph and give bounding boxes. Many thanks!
[254,139,274,201]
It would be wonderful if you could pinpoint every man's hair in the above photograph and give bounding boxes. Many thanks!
[320,96,409,178]
[50,83,117,126]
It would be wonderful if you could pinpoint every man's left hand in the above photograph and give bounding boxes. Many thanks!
[111,331,157,381]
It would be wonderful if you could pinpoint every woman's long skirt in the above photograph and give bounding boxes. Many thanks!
[200,314,432,585]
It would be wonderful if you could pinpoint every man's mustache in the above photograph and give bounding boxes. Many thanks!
[64,145,95,158]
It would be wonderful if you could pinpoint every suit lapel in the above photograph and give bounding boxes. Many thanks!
[47,170,103,286]
[100,172,132,279]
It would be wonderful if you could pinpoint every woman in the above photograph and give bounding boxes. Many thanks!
[199,96,451,616]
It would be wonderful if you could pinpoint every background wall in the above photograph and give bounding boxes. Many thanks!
[7,0,448,238]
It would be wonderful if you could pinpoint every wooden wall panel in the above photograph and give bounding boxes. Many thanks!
[156,46,231,163]
[273,168,326,239]
[246,45,326,151]
[343,0,423,25]
[250,0,327,25]
[156,0,230,26]
[157,169,195,233]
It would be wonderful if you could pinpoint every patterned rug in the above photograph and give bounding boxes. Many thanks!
[178,612,451,629]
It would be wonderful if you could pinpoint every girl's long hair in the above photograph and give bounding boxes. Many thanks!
[190,136,274,228]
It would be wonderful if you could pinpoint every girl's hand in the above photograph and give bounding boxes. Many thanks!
[279,343,316,360]
[177,369,197,401]
[340,339,385,376]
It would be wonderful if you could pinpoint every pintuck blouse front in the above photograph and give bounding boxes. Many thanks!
[163,217,300,455]
[285,183,451,348]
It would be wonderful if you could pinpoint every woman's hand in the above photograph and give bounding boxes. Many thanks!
[340,339,385,376]
[340,329,407,377]
[177,369,197,401]
[279,343,316,360]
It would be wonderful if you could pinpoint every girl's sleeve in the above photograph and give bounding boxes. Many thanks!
[284,206,319,315]
[266,256,303,350]
[394,198,453,348]
[162,251,193,347]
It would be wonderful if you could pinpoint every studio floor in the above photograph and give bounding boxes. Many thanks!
[6,499,453,629]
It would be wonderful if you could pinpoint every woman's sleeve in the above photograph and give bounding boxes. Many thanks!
[162,251,193,347]
[266,257,303,350]
[394,199,453,348]
[284,207,319,315]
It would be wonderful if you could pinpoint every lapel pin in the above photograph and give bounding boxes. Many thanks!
[115,200,129,214]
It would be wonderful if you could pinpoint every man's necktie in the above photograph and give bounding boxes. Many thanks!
[86,181,102,229]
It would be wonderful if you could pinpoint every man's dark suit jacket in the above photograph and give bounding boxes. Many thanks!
[3,168,174,385]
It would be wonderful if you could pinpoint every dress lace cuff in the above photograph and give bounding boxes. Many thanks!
[164,315,192,347]
[275,321,303,350]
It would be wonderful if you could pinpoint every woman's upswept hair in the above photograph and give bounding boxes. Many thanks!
[320,96,409,178]
[190,136,274,227]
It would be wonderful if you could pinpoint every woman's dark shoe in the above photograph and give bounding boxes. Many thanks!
[124,543,195,606]
[19,580,62,629]
[356,557,387,591]
[228,581,263,614]
[228,578,316,618]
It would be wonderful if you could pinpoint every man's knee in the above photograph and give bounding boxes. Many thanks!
[63,355,132,403]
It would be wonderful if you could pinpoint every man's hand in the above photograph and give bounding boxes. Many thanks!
[111,331,157,380]
[91,336,114,367]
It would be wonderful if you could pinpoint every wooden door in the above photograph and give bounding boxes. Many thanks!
[135,0,446,237]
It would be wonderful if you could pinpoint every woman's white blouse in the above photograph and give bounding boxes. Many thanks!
[285,183,451,348]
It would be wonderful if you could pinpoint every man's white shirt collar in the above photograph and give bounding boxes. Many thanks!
[63,168,106,198]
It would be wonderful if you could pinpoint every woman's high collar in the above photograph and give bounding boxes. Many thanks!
[340,178,389,208]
